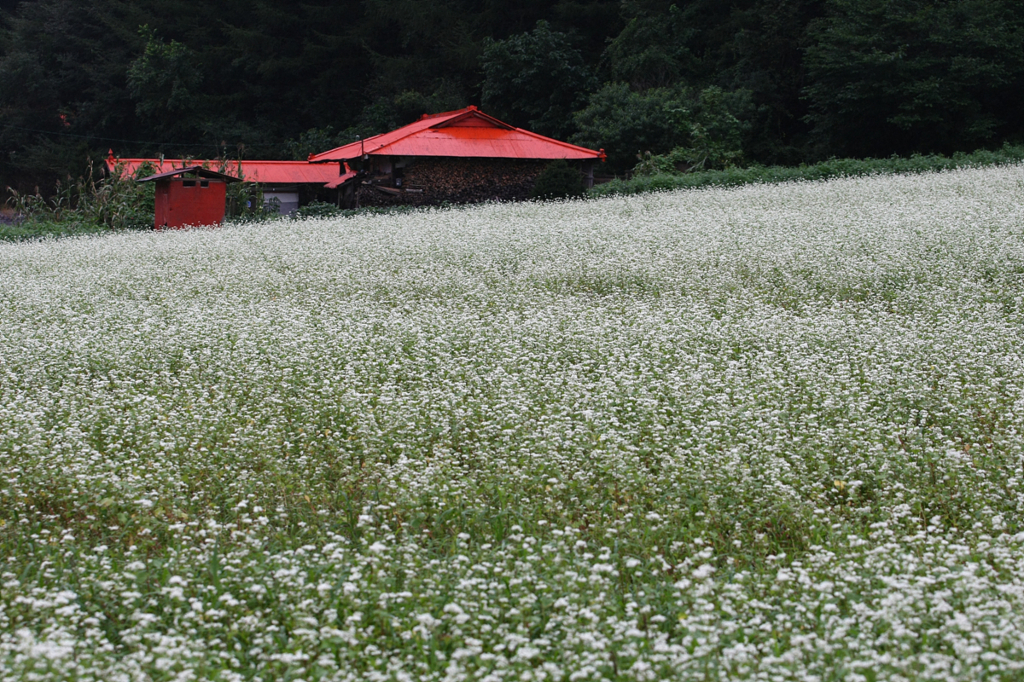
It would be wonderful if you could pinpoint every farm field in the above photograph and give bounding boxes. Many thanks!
[2,166,1024,681]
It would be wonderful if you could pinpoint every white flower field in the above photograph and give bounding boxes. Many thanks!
[2,166,1024,681]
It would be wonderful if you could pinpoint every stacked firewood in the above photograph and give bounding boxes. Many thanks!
[357,158,549,207]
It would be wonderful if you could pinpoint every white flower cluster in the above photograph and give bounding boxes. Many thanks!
[1,165,1023,680]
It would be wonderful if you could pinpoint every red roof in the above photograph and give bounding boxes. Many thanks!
[107,154,345,186]
[309,106,605,163]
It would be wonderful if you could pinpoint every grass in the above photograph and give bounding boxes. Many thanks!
[591,143,1024,197]
[0,217,112,242]
[2,165,1024,680]
[0,205,423,242]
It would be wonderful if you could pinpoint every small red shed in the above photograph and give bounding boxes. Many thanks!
[138,166,240,229]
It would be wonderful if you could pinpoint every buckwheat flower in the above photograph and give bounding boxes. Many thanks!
[693,564,715,580]
[3,163,1024,680]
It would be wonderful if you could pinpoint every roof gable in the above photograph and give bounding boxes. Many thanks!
[310,107,604,163]
[430,109,514,130]
[137,166,241,183]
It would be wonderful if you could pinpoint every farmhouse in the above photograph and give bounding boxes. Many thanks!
[309,106,605,206]
[107,153,352,214]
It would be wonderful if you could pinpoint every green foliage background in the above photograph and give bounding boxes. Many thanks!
[1,0,1023,187]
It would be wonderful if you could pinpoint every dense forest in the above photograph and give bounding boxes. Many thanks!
[2,0,1023,190]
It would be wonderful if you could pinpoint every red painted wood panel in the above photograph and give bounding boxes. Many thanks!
[154,179,227,229]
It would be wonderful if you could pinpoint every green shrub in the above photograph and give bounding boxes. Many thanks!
[530,159,586,200]
[3,159,156,238]
[593,144,1024,198]
[0,218,109,242]
[77,161,156,230]
[572,84,750,173]
[293,201,342,220]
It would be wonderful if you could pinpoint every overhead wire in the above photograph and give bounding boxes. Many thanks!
[3,124,237,150]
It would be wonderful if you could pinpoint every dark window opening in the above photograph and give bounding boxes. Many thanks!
[200,180,210,188]
[182,180,197,188]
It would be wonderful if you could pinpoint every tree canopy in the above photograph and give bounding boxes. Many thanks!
[1,0,1022,188]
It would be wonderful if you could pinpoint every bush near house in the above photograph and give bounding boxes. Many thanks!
[530,159,586,200]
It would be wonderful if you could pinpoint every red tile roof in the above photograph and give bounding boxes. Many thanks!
[309,106,605,163]
[107,154,345,186]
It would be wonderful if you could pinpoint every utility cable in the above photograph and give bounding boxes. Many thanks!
[3,124,238,150]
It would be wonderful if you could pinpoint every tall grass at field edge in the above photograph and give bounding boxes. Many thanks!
[590,144,1024,197]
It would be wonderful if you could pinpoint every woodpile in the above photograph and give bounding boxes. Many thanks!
[357,157,549,207]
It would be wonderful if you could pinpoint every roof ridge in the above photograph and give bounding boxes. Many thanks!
[419,106,475,121]
[308,106,605,163]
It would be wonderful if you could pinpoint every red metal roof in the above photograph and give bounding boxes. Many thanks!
[324,163,358,189]
[107,154,343,186]
[309,106,605,163]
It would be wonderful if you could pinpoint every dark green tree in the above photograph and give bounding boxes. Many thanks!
[354,0,486,119]
[602,0,823,164]
[351,0,618,134]
[572,82,749,172]
[211,0,368,152]
[0,0,139,188]
[570,83,693,171]
[547,0,624,67]
[804,0,1024,157]
[603,1,699,91]
[721,0,824,164]
[480,20,597,138]
[127,27,204,140]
